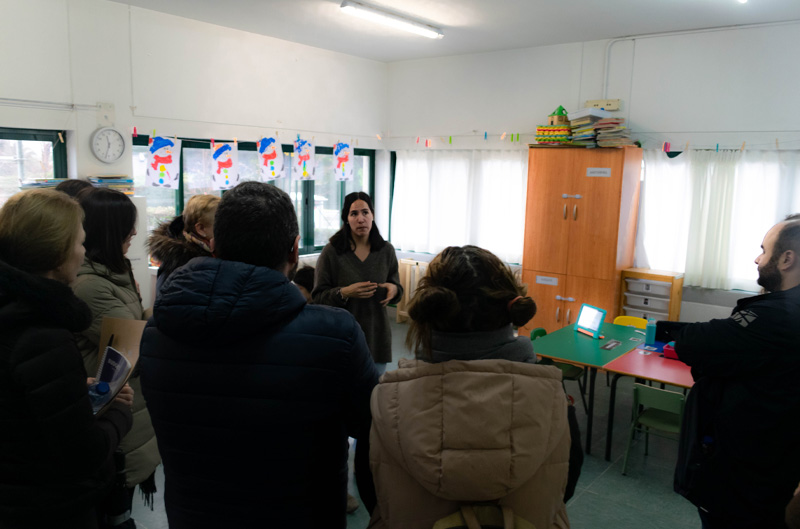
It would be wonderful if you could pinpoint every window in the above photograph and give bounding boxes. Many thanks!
[132,136,374,253]
[0,127,67,207]
[636,149,800,291]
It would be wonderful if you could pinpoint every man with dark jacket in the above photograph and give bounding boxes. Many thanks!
[139,182,379,529]
[672,214,800,529]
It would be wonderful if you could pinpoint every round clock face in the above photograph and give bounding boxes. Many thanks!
[90,127,126,164]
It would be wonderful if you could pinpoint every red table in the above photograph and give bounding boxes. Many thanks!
[602,348,694,460]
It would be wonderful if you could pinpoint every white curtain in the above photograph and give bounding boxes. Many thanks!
[391,149,528,264]
[637,149,800,291]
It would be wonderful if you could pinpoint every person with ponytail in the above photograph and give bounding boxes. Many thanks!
[368,245,571,529]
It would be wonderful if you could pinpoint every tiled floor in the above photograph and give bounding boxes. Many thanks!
[132,310,701,528]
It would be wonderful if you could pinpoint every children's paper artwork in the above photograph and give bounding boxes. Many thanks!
[146,136,181,188]
[258,137,285,180]
[211,142,239,190]
[292,138,316,180]
[333,142,354,181]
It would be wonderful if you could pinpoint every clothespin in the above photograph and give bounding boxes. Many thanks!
[516,133,520,142]
[275,131,279,138]
[416,136,420,144]
[716,143,719,152]
[132,127,137,138]
[312,136,315,142]
[152,129,156,139]
[376,134,382,141]
[484,132,488,140]
[356,139,359,146]
[440,137,446,144]
[233,137,238,145]
[57,132,64,144]
[684,141,689,152]
[211,138,215,149]
[740,141,746,152]
[448,136,452,144]
[500,132,507,140]
[297,134,300,141]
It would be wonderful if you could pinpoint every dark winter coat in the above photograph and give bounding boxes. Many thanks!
[139,257,379,529]
[673,285,800,529]
[147,215,212,294]
[0,259,133,526]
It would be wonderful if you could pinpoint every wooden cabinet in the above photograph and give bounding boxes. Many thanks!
[520,146,642,335]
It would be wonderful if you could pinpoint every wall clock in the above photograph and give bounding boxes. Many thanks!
[90,127,126,164]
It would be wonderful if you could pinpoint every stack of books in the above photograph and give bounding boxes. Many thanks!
[89,175,134,195]
[595,118,635,147]
[20,178,69,190]
[567,108,612,147]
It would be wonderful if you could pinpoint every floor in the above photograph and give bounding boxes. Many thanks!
[132,309,701,529]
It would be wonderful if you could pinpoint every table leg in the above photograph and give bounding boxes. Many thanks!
[585,367,597,454]
[605,373,626,461]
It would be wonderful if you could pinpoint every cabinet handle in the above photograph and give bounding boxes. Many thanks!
[563,203,567,219]
[573,204,577,220]
[566,297,575,302]
[566,308,571,324]
[556,307,561,322]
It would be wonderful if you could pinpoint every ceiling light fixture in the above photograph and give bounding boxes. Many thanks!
[738,0,748,3]
[340,0,444,39]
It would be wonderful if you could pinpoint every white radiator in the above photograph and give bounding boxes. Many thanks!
[396,258,428,323]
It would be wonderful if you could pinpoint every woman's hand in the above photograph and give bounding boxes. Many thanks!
[114,383,134,408]
[342,282,378,299]
[379,283,398,307]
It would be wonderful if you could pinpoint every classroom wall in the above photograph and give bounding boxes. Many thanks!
[385,21,800,152]
[0,0,388,175]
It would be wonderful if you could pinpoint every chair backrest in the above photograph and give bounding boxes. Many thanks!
[633,383,685,415]
[614,315,647,329]
[529,327,547,341]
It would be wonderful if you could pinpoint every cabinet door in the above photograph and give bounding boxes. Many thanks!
[564,275,618,325]
[566,149,625,281]
[522,149,572,274]
[520,270,567,335]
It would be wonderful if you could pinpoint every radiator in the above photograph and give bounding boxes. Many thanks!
[396,258,428,323]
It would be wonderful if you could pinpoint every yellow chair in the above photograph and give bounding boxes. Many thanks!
[622,383,685,475]
[531,328,587,412]
[613,315,647,329]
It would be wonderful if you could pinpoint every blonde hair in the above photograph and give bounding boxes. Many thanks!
[183,194,220,235]
[0,189,84,273]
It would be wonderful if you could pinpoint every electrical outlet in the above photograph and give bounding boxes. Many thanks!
[585,99,620,111]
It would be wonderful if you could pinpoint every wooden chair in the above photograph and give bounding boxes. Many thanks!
[531,328,587,412]
[622,383,685,475]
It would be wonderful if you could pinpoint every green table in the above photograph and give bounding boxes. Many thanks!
[531,322,644,454]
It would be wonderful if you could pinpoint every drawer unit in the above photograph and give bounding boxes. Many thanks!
[623,305,668,320]
[619,268,684,321]
[624,278,671,297]
[623,292,670,312]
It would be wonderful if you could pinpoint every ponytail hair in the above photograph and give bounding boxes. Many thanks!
[406,245,536,359]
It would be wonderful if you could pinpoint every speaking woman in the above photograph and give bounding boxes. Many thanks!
[72,187,160,529]
[313,192,403,374]
[0,189,133,528]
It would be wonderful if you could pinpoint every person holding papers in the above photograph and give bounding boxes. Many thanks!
[72,187,160,529]
[0,189,133,528]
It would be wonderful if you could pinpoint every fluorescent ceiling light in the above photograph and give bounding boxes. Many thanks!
[340,1,444,39]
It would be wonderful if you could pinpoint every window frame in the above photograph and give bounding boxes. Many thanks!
[0,126,67,180]
[132,135,374,255]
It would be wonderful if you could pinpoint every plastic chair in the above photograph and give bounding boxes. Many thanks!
[622,383,685,475]
[531,328,588,413]
[613,315,647,329]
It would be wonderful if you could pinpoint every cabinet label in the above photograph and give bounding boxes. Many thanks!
[586,167,612,177]
[536,275,559,286]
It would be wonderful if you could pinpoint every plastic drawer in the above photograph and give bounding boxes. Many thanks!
[623,292,670,311]
[623,305,668,320]
[624,278,672,297]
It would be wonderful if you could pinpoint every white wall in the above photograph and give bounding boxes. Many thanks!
[386,21,800,152]
[0,0,388,178]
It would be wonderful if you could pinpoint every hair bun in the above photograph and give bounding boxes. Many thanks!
[408,286,460,328]
[509,296,537,327]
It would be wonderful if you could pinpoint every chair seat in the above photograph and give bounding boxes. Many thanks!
[637,409,681,433]
[557,363,584,380]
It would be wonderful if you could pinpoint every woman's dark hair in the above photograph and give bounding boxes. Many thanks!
[329,192,385,254]
[54,178,93,198]
[406,245,537,359]
[293,265,315,293]
[77,187,137,274]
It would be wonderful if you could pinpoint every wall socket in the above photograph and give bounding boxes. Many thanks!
[585,99,620,111]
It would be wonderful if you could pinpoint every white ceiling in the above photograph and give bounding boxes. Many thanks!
[111,0,800,62]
